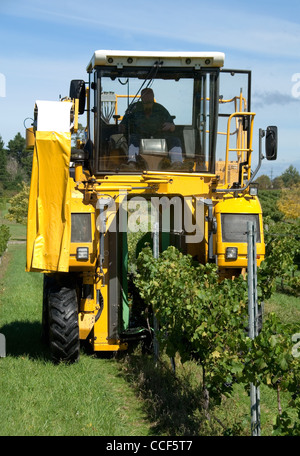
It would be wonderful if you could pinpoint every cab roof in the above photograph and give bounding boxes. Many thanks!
[87,50,225,72]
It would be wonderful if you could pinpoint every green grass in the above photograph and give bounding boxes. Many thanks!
[0,244,152,436]
[0,200,26,241]
[265,291,300,325]
[119,349,298,436]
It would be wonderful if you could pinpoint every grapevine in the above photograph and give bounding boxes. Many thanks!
[134,244,300,433]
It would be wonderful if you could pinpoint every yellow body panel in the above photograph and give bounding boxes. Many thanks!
[26,131,72,272]
[25,127,35,150]
[69,186,98,269]
[78,312,95,339]
[214,195,265,268]
[93,342,128,351]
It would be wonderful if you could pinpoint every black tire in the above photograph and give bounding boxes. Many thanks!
[47,274,80,363]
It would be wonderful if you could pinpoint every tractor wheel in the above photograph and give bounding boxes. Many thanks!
[47,274,80,363]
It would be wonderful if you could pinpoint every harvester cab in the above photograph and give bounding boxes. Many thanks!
[26,50,277,362]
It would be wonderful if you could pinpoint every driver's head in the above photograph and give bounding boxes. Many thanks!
[141,88,154,105]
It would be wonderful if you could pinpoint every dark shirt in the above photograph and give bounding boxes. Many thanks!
[121,101,174,138]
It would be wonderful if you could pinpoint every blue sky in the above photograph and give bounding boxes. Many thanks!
[1,0,300,177]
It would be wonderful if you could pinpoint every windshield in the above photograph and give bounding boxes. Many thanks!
[90,68,219,174]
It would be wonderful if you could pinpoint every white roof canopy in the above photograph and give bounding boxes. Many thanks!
[87,50,225,72]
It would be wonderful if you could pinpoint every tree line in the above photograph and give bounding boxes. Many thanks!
[0,126,86,198]
[255,165,300,190]
[0,133,32,196]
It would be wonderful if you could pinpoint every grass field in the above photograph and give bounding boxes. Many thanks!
[0,241,299,436]
[0,244,152,436]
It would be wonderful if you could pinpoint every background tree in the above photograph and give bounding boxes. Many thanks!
[272,176,285,189]
[277,183,300,220]
[254,174,272,190]
[7,132,26,164]
[6,133,32,185]
[5,182,30,225]
[20,150,33,180]
[280,165,300,188]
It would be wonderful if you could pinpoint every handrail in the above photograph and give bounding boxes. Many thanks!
[213,128,265,194]
[224,112,255,186]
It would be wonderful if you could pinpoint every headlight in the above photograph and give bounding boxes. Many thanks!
[76,247,89,260]
[226,247,238,260]
[249,184,259,196]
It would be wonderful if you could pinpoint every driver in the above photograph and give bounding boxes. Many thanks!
[119,88,183,169]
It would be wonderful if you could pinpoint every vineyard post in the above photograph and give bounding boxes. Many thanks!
[247,221,261,436]
[152,200,160,364]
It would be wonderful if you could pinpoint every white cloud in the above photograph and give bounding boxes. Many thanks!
[3,0,300,58]
[252,91,300,108]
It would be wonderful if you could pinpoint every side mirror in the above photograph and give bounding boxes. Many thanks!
[69,80,86,115]
[265,126,277,160]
